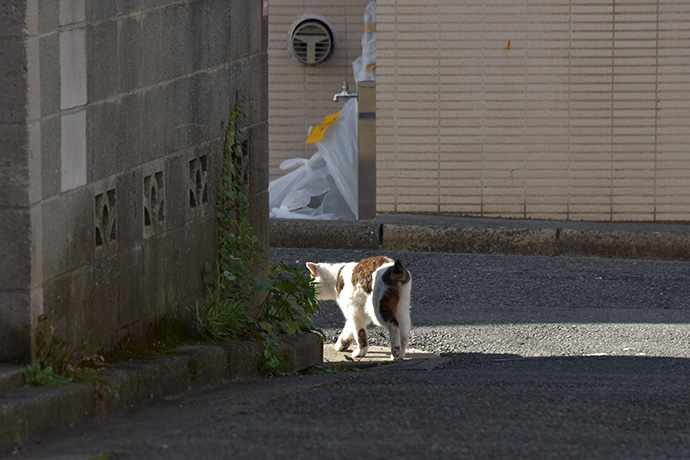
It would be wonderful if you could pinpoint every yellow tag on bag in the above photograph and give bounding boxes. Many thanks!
[306,112,341,144]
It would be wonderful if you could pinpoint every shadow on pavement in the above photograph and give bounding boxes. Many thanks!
[439,351,690,377]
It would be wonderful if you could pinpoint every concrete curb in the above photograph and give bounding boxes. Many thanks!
[270,214,690,261]
[0,333,323,452]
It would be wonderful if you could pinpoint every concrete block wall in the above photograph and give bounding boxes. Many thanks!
[0,1,32,363]
[0,0,268,362]
[376,0,690,221]
[268,0,372,180]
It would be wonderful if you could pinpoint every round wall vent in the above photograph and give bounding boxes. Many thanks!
[289,19,334,65]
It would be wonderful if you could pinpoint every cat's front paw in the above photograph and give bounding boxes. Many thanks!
[352,347,368,358]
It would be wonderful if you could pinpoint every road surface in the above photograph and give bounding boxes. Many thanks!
[12,248,690,459]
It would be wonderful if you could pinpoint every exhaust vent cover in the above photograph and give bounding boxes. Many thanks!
[289,19,334,65]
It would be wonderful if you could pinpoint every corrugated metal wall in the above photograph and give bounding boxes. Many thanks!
[377,0,690,221]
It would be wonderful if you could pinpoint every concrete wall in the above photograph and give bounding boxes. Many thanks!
[268,0,371,180]
[1,0,268,363]
[1,1,32,364]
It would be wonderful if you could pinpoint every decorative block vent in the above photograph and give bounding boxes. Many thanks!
[289,19,334,65]
[144,171,165,235]
[95,189,117,247]
[189,155,209,209]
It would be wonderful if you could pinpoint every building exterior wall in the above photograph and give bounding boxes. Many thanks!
[268,0,372,180]
[377,0,690,221]
[0,0,32,362]
[0,0,268,362]
[269,0,690,222]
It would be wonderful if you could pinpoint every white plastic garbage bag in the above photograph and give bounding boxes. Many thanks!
[352,1,376,83]
[269,99,358,220]
[269,1,376,220]
[269,154,330,214]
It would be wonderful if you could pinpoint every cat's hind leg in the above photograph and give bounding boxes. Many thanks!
[352,327,369,358]
[400,331,409,360]
[387,319,403,360]
[335,319,355,352]
[398,310,411,360]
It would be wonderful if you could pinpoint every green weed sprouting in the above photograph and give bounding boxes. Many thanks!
[23,361,72,386]
[260,262,321,335]
[195,96,322,374]
[315,355,363,374]
[23,314,110,387]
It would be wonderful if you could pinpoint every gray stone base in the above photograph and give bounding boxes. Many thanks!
[0,332,322,452]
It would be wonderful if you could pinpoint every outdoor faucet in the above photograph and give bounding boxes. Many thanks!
[333,81,358,102]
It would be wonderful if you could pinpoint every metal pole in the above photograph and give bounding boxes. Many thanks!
[357,82,376,219]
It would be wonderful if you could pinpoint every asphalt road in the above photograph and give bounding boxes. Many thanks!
[13,249,690,459]
[276,248,690,359]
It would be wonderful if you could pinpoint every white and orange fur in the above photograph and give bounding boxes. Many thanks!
[306,256,412,360]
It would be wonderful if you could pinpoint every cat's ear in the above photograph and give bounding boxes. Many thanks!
[306,262,320,276]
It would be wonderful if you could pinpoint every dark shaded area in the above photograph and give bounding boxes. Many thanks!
[15,354,690,459]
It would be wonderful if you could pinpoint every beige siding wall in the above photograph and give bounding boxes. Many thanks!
[268,0,371,180]
[377,0,690,221]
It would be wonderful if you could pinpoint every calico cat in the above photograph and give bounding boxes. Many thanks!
[306,256,412,360]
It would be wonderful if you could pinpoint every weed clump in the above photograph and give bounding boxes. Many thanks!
[23,314,109,387]
[195,96,322,375]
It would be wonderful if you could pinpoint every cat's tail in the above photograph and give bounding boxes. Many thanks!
[389,260,411,283]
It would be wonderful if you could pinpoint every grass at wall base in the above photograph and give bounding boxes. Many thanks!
[195,98,322,375]
[22,314,111,387]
